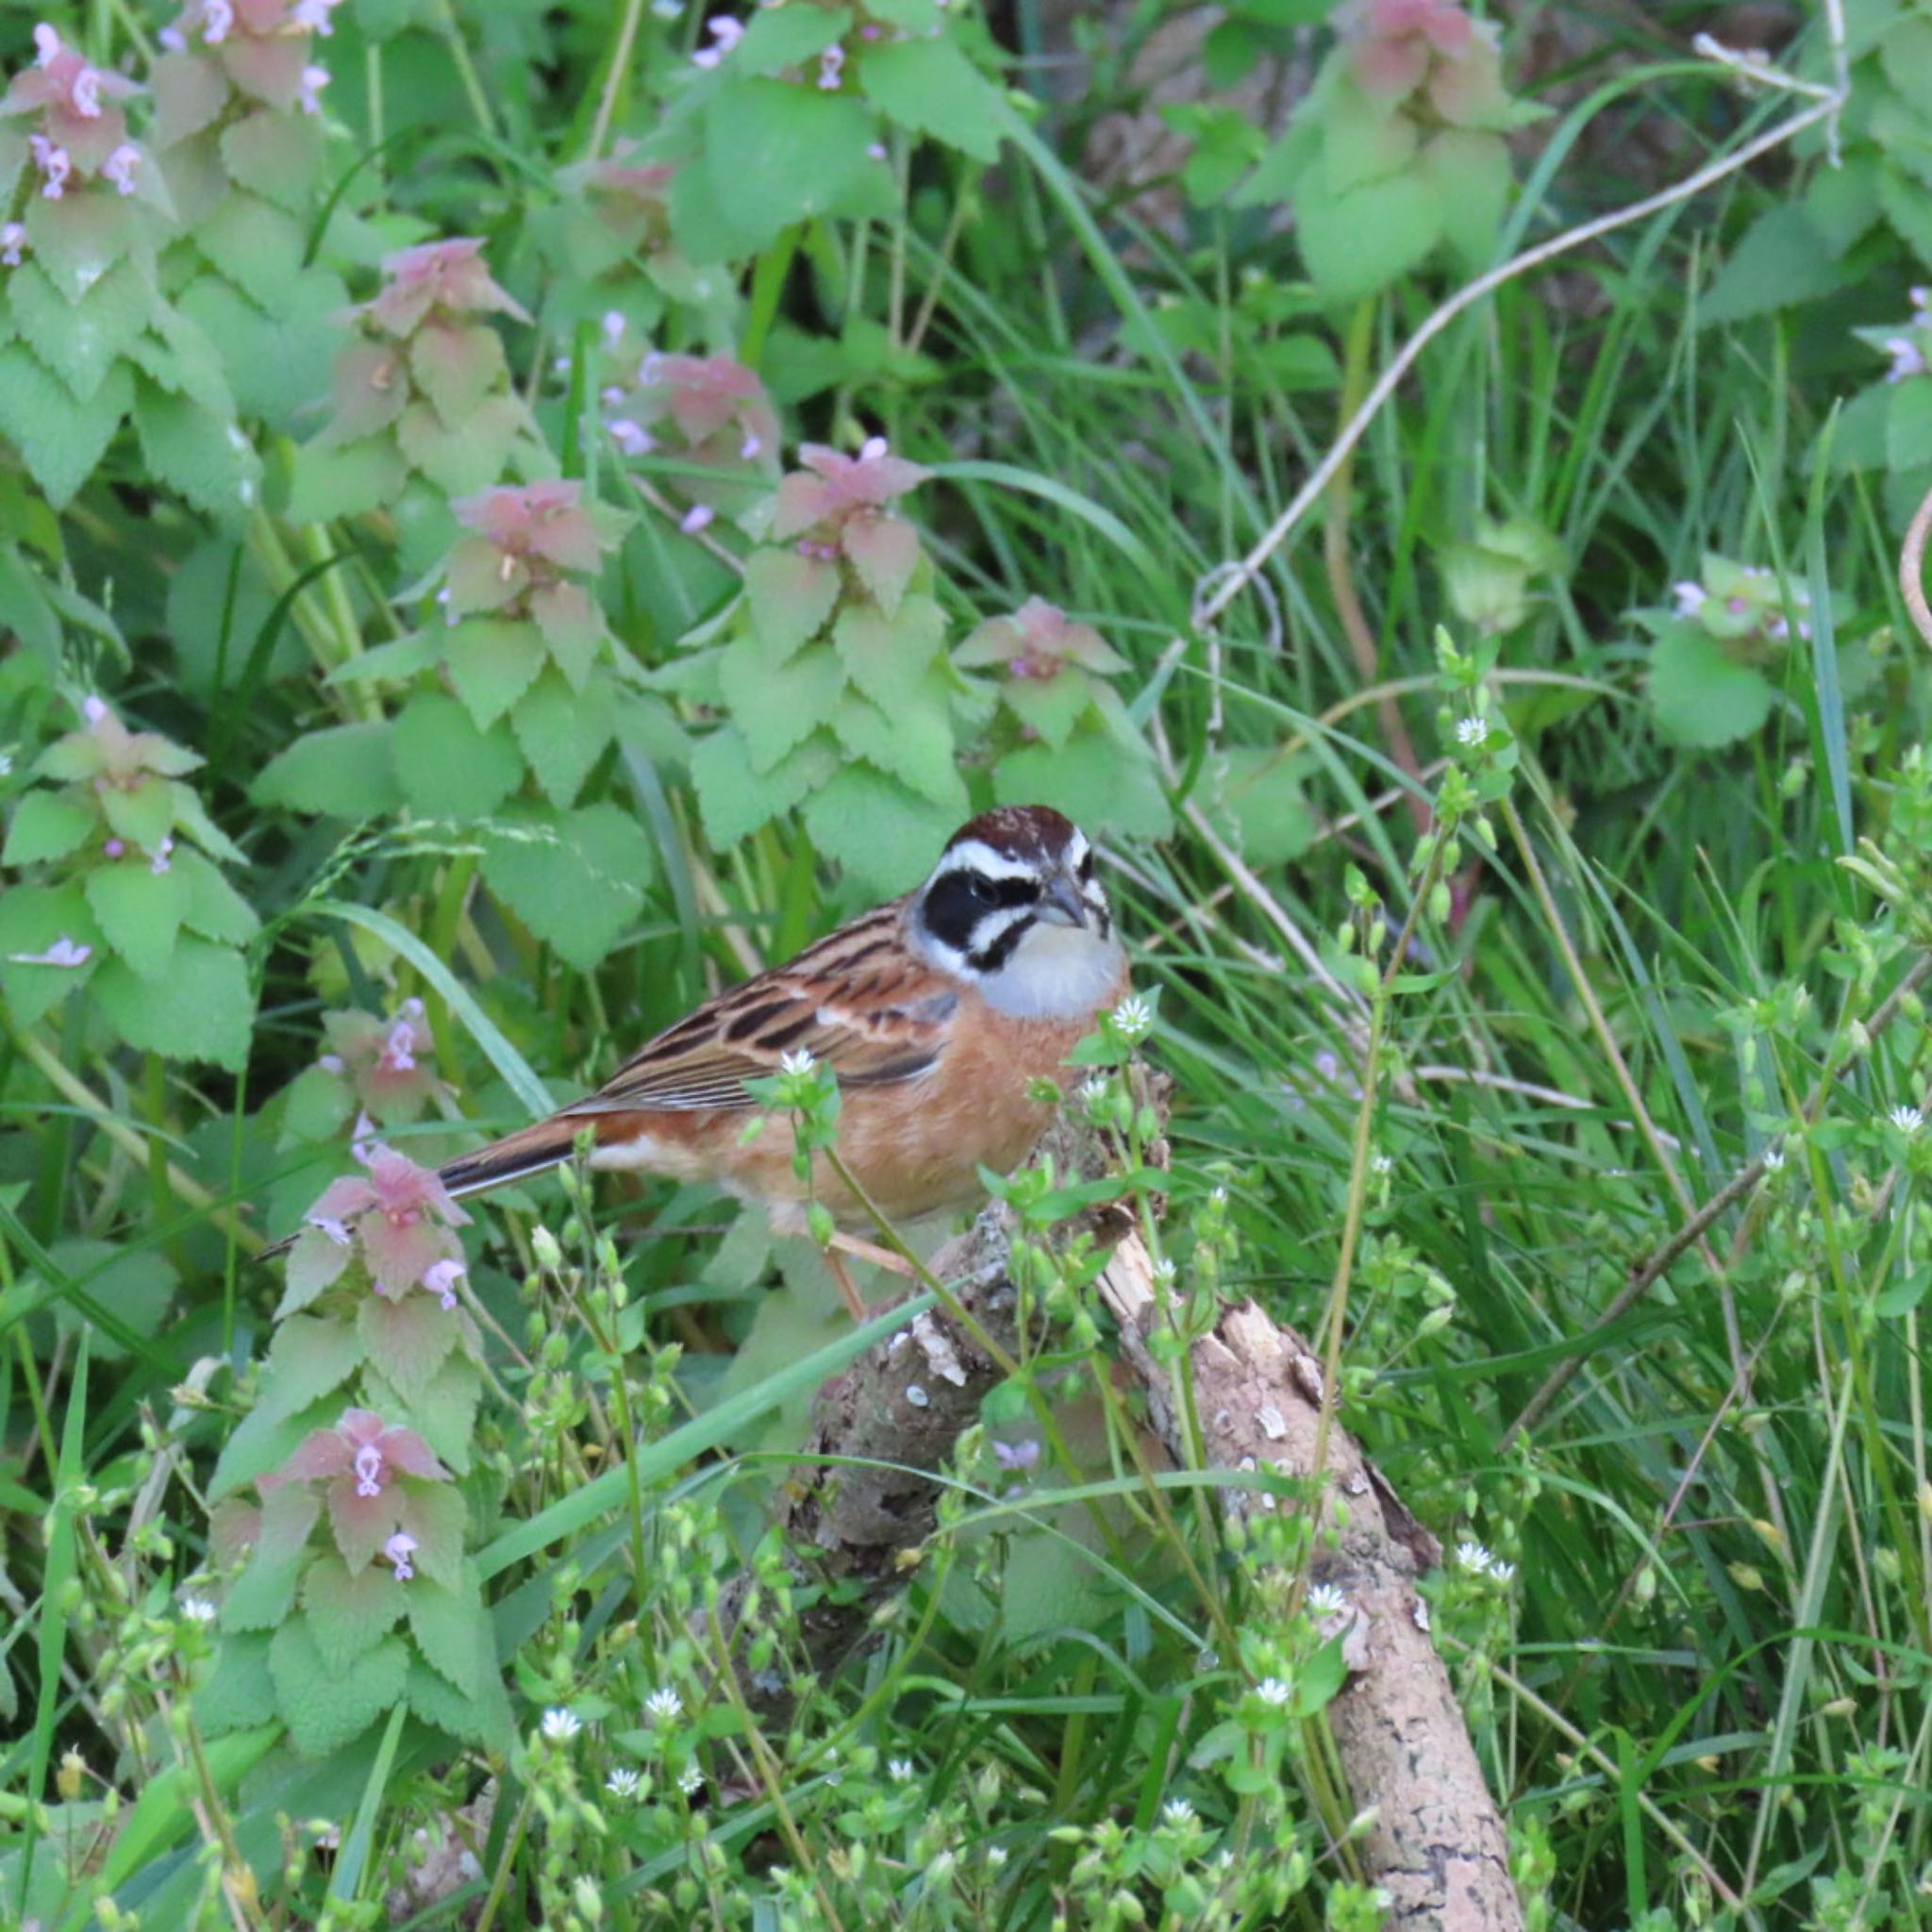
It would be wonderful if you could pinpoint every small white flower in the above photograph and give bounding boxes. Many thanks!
[1760,1143,1786,1173]
[678,1764,705,1794]
[887,1757,915,1783]
[1454,715,1486,748]
[1161,1798,1195,1826]
[1371,1153,1393,1176]
[292,0,341,33]
[1079,1074,1110,1107]
[644,1686,683,1723]
[778,1048,817,1077]
[297,65,330,115]
[1253,1676,1291,1707]
[1672,580,1707,619]
[203,0,234,43]
[541,1707,583,1742]
[1890,1105,1924,1137]
[178,1594,218,1624]
[606,1767,641,1798]
[1306,1583,1348,1618]
[1150,1256,1178,1287]
[1110,993,1154,1043]
[1456,1540,1496,1575]
[1489,1559,1517,1585]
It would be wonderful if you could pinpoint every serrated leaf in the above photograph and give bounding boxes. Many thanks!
[84,858,191,980]
[358,1291,460,1406]
[1647,625,1776,749]
[392,691,525,820]
[995,732,1174,840]
[362,1353,482,1475]
[3,790,97,867]
[301,1554,407,1677]
[8,255,154,401]
[405,1652,512,1750]
[396,1479,466,1589]
[92,936,253,1068]
[859,35,1007,162]
[221,1533,310,1634]
[827,690,965,809]
[1293,167,1441,304]
[0,882,101,1025]
[736,3,849,72]
[285,433,409,523]
[195,1633,277,1738]
[25,191,139,303]
[219,109,326,213]
[404,1569,489,1699]
[745,546,841,658]
[831,593,946,709]
[269,1619,407,1758]
[690,726,839,848]
[509,668,615,807]
[98,775,178,855]
[174,846,259,944]
[396,393,527,495]
[254,720,404,818]
[1001,671,1094,751]
[408,320,509,429]
[720,638,846,772]
[1888,379,1932,473]
[1204,745,1315,866]
[802,762,960,891]
[446,618,548,729]
[175,265,347,432]
[841,512,921,616]
[133,375,260,521]
[1702,203,1841,325]
[703,78,892,253]
[481,800,652,971]
[257,1315,366,1426]
[0,346,131,507]
[195,191,306,311]
[208,1392,341,1501]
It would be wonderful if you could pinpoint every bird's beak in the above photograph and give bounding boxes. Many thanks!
[1038,872,1090,929]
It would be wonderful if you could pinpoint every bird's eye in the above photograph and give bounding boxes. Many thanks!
[965,874,995,905]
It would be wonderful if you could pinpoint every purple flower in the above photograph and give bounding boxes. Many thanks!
[298,64,329,115]
[992,1438,1041,1472]
[1671,581,1706,619]
[608,418,655,457]
[292,0,341,32]
[102,143,140,194]
[301,1143,471,1300]
[203,0,233,43]
[818,43,845,89]
[8,936,91,968]
[1884,336,1927,385]
[383,1530,417,1580]
[0,223,23,267]
[27,135,69,199]
[679,503,715,535]
[691,14,744,67]
[421,1257,465,1311]
[149,835,174,875]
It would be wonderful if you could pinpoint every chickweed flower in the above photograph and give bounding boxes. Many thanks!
[606,1768,641,1798]
[644,1686,683,1724]
[541,1707,583,1742]
[1307,1583,1349,1618]
[1254,1676,1291,1707]
[1890,1104,1924,1136]
[888,1757,915,1783]
[778,1049,817,1078]
[678,1764,705,1795]
[1161,1798,1195,1826]
[1454,715,1487,747]
[1110,993,1154,1043]
[178,1593,218,1624]
[1456,1539,1496,1575]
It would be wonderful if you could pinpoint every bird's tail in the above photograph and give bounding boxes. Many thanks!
[258,1113,590,1263]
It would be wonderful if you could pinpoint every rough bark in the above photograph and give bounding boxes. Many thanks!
[745,1108,1519,1925]
[1096,1240,1520,1930]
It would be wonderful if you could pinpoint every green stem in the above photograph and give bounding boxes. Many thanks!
[433,0,500,141]
[585,0,648,161]
[740,225,802,372]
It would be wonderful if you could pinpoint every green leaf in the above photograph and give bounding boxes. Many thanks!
[859,35,1007,162]
[208,1391,341,1501]
[1295,1632,1349,1715]
[702,78,892,253]
[0,882,101,1025]
[1205,746,1316,866]
[0,346,131,507]
[995,732,1174,840]
[8,254,154,401]
[481,800,653,972]
[1647,625,1776,749]
[84,858,191,980]
[509,668,615,807]
[1001,672,1094,751]
[1887,379,1932,474]
[195,1634,277,1738]
[827,688,967,811]
[254,720,404,818]
[358,1291,460,1406]
[1293,168,1441,303]
[721,638,846,772]
[1702,204,1841,325]
[690,726,839,847]
[409,320,510,429]
[745,547,841,658]
[220,108,327,213]
[222,1532,311,1634]
[1421,127,1510,270]
[285,433,409,523]
[405,1652,512,1750]
[392,691,525,820]
[802,763,960,891]
[362,1353,482,1475]
[132,374,261,522]
[404,1568,490,1699]
[396,392,528,495]
[3,790,97,868]
[396,1480,467,1589]
[737,4,850,69]
[98,775,177,854]
[831,592,947,710]
[1318,77,1418,194]
[256,1315,366,1426]
[24,191,139,303]
[92,935,254,1069]
[446,619,549,729]
[175,846,260,945]
[195,191,307,312]
[301,1555,407,1677]
[269,1620,407,1758]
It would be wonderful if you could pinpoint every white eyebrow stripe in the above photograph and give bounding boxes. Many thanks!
[926,841,1041,885]
[1066,828,1090,867]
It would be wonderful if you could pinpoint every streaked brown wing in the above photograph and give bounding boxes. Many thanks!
[558,904,956,1117]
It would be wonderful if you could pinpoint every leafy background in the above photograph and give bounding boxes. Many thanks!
[4,0,1932,1926]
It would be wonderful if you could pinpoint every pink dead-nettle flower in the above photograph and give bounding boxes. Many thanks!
[302,1142,471,1301]
[298,63,328,113]
[364,237,531,338]
[7,936,92,969]
[956,597,1130,682]
[1338,0,1504,124]
[608,419,655,457]
[818,42,845,89]
[27,134,70,197]
[449,480,608,606]
[773,439,929,539]
[422,1257,465,1312]
[291,0,341,33]
[1,223,24,267]
[691,14,745,67]
[383,1530,418,1580]
[680,503,715,536]
[1885,336,1928,384]
[150,835,175,875]
[102,143,140,193]
[280,1407,445,1493]
[317,997,442,1120]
